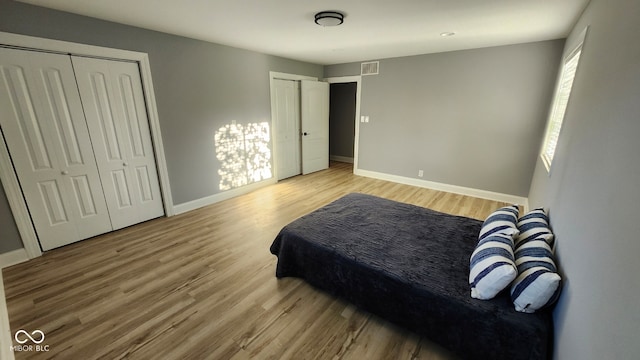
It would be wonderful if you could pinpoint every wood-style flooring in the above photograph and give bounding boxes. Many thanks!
[3,162,512,359]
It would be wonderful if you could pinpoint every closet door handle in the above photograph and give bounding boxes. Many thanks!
[123,162,128,167]
[61,170,69,175]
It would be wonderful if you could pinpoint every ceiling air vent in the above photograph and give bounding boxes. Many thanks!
[361,61,379,76]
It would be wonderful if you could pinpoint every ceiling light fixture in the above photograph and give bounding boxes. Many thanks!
[440,32,456,37]
[315,11,344,27]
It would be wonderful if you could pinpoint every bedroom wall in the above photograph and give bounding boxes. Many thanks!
[329,82,357,160]
[527,0,640,359]
[325,40,564,197]
[0,0,322,254]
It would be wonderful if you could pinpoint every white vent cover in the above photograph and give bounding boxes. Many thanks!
[361,61,379,75]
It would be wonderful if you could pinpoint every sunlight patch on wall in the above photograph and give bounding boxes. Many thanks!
[215,122,272,191]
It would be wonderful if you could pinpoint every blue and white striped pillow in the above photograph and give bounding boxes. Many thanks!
[469,232,517,300]
[510,235,562,313]
[478,205,519,240]
[516,208,555,251]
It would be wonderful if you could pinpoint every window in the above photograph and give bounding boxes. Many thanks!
[541,44,583,172]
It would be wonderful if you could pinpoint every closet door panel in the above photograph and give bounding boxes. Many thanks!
[115,68,160,208]
[0,48,112,250]
[135,166,153,201]
[118,73,146,157]
[72,56,164,230]
[87,71,123,161]
[70,175,99,217]
[38,180,68,225]
[2,64,54,171]
[111,169,132,208]
[41,67,84,166]
[82,68,133,212]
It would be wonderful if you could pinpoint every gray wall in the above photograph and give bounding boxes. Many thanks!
[329,82,357,159]
[0,179,22,253]
[326,41,564,197]
[528,0,640,359]
[0,0,322,253]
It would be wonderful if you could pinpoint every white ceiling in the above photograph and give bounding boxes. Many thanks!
[17,0,590,65]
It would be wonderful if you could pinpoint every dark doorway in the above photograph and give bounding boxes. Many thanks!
[329,82,357,167]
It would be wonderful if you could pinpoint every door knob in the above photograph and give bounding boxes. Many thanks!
[61,170,69,175]
[123,162,128,167]
[303,132,308,136]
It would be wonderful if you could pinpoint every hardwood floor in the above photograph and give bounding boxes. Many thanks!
[3,162,511,360]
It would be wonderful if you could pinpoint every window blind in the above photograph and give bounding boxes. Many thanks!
[541,46,582,171]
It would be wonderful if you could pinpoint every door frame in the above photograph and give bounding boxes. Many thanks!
[325,76,362,173]
[269,71,317,181]
[0,31,174,259]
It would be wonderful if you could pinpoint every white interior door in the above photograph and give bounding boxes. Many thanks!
[0,48,112,250]
[301,80,329,174]
[273,79,301,180]
[72,56,164,230]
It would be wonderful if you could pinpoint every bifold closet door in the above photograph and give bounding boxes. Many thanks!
[273,79,301,180]
[72,56,164,230]
[0,48,112,251]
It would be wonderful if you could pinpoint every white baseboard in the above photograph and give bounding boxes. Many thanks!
[330,155,354,164]
[173,178,277,215]
[0,248,28,270]
[173,168,530,216]
[354,168,529,209]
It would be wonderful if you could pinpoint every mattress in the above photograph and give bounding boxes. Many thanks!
[270,193,552,360]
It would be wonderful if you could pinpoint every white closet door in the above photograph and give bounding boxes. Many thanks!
[273,79,301,180]
[72,56,164,230]
[301,80,329,174]
[0,48,112,251]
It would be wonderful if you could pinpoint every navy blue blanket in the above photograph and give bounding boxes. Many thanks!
[270,193,552,360]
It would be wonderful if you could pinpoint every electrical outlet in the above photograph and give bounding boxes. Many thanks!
[418,170,424,177]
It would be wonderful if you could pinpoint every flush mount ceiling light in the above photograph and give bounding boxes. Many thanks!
[315,11,344,27]
[440,31,456,37]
